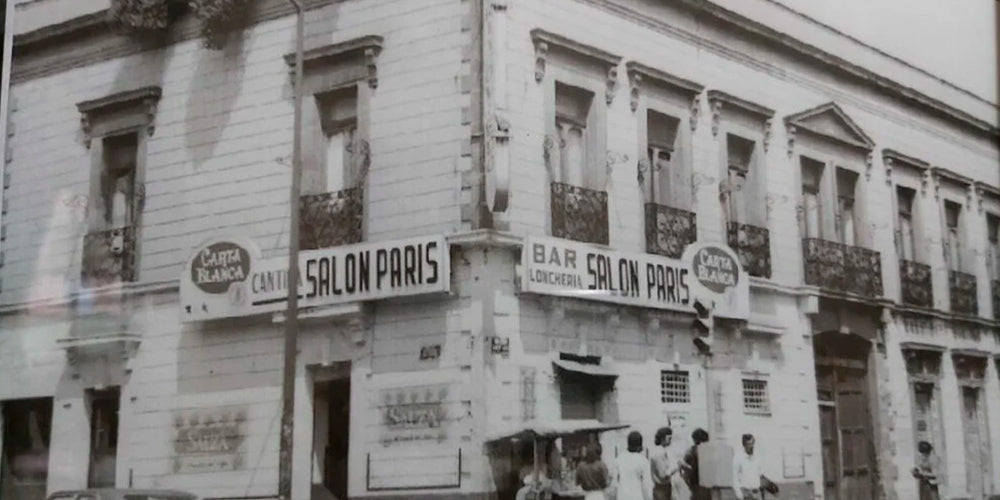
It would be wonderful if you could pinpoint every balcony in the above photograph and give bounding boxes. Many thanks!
[550,182,609,245]
[644,203,696,259]
[726,222,771,278]
[949,270,978,316]
[993,280,1000,320]
[300,187,364,251]
[81,227,137,288]
[802,238,883,298]
[899,260,933,309]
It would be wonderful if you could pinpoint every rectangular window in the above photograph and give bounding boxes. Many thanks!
[555,82,594,188]
[88,388,120,488]
[836,168,859,246]
[945,201,962,271]
[646,110,680,204]
[742,378,770,415]
[801,157,824,239]
[1,398,53,500]
[897,186,917,261]
[660,370,690,403]
[987,214,1000,280]
[723,134,754,223]
[100,133,138,230]
[315,86,358,194]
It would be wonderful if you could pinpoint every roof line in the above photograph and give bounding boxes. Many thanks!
[763,0,997,108]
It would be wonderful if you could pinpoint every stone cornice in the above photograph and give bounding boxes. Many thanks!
[530,28,622,104]
[930,166,974,188]
[784,101,875,152]
[706,90,774,120]
[664,0,1000,138]
[283,35,383,89]
[12,9,107,50]
[529,29,622,69]
[974,181,1000,201]
[881,149,929,171]
[624,61,704,98]
[76,86,162,115]
[283,35,383,68]
[951,348,992,359]
[898,341,946,353]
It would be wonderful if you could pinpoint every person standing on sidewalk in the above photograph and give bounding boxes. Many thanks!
[912,441,941,500]
[679,428,710,500]
[733,433,779,500]
[650,427,679,500]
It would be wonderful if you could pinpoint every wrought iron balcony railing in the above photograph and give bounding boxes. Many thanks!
[82,227,137,288]
[300,187,364,251]
[644,203,696,259]
[949,270,978,316]
[726,222,771,278]
[992,280,1000,320]
[802,238,883,298]
[899,260,933,309]
[550,182,609,245]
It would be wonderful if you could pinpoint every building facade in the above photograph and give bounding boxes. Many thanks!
[1,1,998,500]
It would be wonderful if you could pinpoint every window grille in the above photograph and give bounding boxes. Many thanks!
[660,370,690,403]
[742,378,770,415]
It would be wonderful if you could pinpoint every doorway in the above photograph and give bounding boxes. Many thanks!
[312,365,351,500]
[961,386,991,500]
[814,332,877,500]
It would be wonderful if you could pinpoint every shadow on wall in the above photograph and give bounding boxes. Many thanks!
[184,33,249,170]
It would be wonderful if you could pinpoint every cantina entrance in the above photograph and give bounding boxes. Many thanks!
[311,363,351,500]
[814,331,877,500]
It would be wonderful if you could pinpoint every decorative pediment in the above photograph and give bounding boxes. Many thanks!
[284,35,383,89]
[530,29,622,104]
[881,149,929,186]
[76,86,162,148]
[58,333,141,366]
[625,62,704,124]
[975,181,1000,213]
[784,102,875,155]
[706,90,774,140]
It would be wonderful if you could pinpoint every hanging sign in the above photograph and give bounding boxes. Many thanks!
[520,236,749,319]
[180,234,451,322]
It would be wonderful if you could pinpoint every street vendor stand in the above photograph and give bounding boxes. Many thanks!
[487,420,629,500]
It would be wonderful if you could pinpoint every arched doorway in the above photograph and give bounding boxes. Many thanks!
[814,331,877,500]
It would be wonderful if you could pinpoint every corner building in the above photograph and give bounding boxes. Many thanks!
[1,1,999,500]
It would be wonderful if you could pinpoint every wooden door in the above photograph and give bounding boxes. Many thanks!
[816,362,876,500]
[836,368,874,500]
[962,386,990,500]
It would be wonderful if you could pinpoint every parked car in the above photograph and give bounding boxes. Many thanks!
[47,489,198,500]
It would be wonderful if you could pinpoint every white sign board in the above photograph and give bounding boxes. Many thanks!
[521,236,749,319]
[180,234,450,322]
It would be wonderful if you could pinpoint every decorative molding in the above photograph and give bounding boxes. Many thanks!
[710,99,722,137]
[783,102,876,153]
[76,86,162,148]
[530,29,622,88]
[786,124,796,158]
[921,169,933,197]
[623,61,703,128]
[930,166,975,189]
[864,152,873,181]
[284,35,384,89]
[606,65,618,105]
[637,157,650,186]
[706,90,775,138]
[628,71,641,112]
[690,95,701,131]
[974,181,1000,213]
[763,119,772,152]
[881,149,930,187]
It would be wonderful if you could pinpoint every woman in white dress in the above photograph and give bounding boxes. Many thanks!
[614,431,653,500]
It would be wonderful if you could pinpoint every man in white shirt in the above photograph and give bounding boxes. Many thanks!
[732,434,776,500]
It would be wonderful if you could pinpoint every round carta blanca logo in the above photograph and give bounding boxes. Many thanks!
[191,241,251,294]
[692,246,739,293]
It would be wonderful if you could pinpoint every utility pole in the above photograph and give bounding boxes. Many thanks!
[278,1,304,499]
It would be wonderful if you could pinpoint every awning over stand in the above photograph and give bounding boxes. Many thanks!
[486,419,629,443]
[552,359,618,378]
